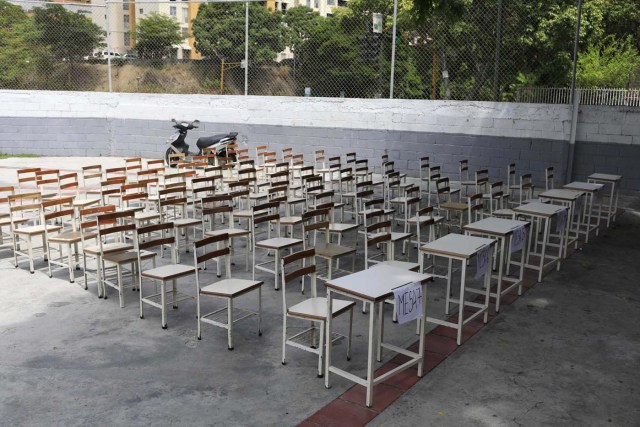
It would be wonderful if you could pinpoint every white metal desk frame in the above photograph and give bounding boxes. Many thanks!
[419,234,496,345]
[512,202,567,283]
[539,189,584,256]
[587,173,622,227]
[324,265,432,408]
[463,218,530,313]
[562,181,604,243]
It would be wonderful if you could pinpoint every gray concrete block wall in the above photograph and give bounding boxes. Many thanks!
[573,141,640,191]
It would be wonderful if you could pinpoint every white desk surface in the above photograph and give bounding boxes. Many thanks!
[539,189,584,201]
[563,182,604,192]
[464,217,529,236]
[325,265,432,302]
[513,202,566,217]
[420,233,495,260]
[588,173,622,182]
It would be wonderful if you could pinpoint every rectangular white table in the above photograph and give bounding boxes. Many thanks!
[512,202,568,283]
[562,181,604,243]
[463,218,530,313]
[539,189,584,255]
[419,234,496,345]
[325,265,432,408]
[587,173,622,227]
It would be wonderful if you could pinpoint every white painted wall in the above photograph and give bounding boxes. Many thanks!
[0,90,575,142]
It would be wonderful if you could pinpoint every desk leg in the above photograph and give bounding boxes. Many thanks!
[366,300,377,408]
[445,257,453,315]
[607,183,614,227]
[613,182,619,223]
[377,301,384,362]
[457,261,466,346]
[483,252,491,323]
[495,237,505,313]
[417,282,427,377]
[325,289,333,389]
[539,219,549,283]
[274,250,280,290]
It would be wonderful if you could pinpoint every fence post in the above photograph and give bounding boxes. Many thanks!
[566,89,581,183]
[388,0,398,99]
[492,0,503,102]
[570,0,583,104]
[244,1,249,96]
[105,0,113,93]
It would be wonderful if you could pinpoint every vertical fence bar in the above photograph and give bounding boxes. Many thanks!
[244,1,248,96]
[388,0,398,99]
[105,0,113,92]
[492,0,503,101]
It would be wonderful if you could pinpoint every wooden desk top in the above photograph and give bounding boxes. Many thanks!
[325,265,432,302]
[420,233,495,260]
[464,217,530,237]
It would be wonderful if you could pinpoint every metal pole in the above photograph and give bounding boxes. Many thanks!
[492,0,503,101]
[567,0,583,184]
[105,0,113,92]
[570,0,583,104]
[388,0,398,99]
[244,1,249,96]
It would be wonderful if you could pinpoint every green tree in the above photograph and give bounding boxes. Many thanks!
[32,4,103,60]
[135,12,183,59]
[192,3,285,65]
[0,0,41,88]
[577,35,640,87]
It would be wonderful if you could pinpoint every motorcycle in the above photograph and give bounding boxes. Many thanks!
[164,118,238,167]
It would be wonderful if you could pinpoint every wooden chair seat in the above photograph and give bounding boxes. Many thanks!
[48,230,94,244]
[173,218,201,228]
[200,278,263,298]
[373,260,419,272]
[440,201,467,212]
[315,242,356,258]
[205,227,250,238]
[103,249,155,264]
[255,237,302,250]
[280,216,303,226]
[72,198,101,208]
[407,214,445,225]
[288,297,355,320]
[141,263,194,281]
[135,212,160,222]
[14,224,62,236]
[84,242,132,256]
[329,222,359,233]
[0,217,28,227]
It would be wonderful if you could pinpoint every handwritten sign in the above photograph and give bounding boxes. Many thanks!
[556,208,568,234]
[511,225,526,253]
[393,283,423,325]
[475,245,491,280]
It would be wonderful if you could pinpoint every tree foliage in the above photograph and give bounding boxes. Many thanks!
[192,3,285,65]
[577,35,640,87]
[0,0,41,88]
[32,4,103,59]
[135,13,183,59]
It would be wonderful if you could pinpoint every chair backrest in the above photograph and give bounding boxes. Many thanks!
[135,222,177,262]
[8,192,42,226]
[251,201,280,244]
[193,233,231,281]
[488,181,505,214]
[79,205,116,247]
[545,167,554,191]
[459,160,469,182]
[256,145,269,165]
[100,176,127,205]
[125,157,142,173]
[281,249,318,306]
[200,194,233,232]
[158,185,189,220]
[301,208,330,247]
[97,210,136,254]
[146,159,165,170]
[105,167,126,179]
[82,165,102,187]
[0,186,15,211]
[429,165,441,183]
[475,169,490,193]
[17,168,41,191]
[121,181,149,210]
[59,172,80,197]
[519,173,533,204]
[364,213,392,268]
[467,193,484,223]
[507,163,516,188]
[42,196,76,236]
[436,177,453,203]
[420,157,430,180]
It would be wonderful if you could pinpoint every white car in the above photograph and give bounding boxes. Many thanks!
[83,51,122,60]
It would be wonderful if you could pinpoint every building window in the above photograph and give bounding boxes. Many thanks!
[123,14,129,26]
[122,2,128,11]
[306,0,310,6]
[139,8,143,14]
[327,0,335,4]
[281,2,287,12]
[124,32,130,47]
[182,28,189,38]
[170,6,177,16]
[314,0,318,7]
[182,7,188,23]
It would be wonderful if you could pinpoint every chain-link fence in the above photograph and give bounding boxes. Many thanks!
[2,0,639,102]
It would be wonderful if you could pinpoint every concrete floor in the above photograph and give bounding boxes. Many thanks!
[1,157,639,426]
